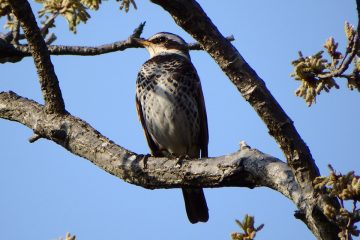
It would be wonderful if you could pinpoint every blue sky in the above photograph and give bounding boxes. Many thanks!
[0,1,358,239]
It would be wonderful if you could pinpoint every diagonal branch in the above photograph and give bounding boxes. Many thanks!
[149,0,319,192]
[8,0,65,114]
[148,0,339,239]
[0,91,303,208]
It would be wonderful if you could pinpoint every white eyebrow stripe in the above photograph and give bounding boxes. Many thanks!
[148,33,187,45]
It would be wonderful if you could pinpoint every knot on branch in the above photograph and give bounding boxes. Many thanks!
[50,122,69,145]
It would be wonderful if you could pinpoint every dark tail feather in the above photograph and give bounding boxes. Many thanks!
[182,188,209,223]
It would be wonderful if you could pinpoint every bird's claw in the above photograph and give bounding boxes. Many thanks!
[175,154,190,168]
[142,153,152,168]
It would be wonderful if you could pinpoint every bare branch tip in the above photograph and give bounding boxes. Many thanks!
[239,141,251,151]
[45,33,57,45]
[28,133,42,143]
[227,35,235,41]
[131,21,146,38]
[327,164,335,173]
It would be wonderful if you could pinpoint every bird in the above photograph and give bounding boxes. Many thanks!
[134,32,209,224]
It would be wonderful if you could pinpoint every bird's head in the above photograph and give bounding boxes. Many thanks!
[134,32,190,60]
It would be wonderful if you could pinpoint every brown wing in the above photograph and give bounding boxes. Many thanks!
[181,63,209,223]
[195,80,209,158]
[179,58,209,159]
[135,96,162,157]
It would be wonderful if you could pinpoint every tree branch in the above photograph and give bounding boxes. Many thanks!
[149,0,319,191]
[40,13,58,37]
[148,0,339,239]
[8,0,65,114]
[0,34,234,61]
[317,14,360,80]
[0,91,304,207]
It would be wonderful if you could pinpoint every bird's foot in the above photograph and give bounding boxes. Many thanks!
[175,154,191,168]
[142,153,152,168]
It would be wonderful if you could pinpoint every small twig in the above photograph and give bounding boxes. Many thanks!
[317,33,359,79]
[339,49,350,68]
[45,33,57,45]
[3,13,59,44]
[0,22,146,63]
[11,17,20,45]
[317,1,360,80]
[28,133,42,143]
[239,140,251,151]
[5,34,235,58]
[130,21,146,38]
[26,39,139,55]
[40,13,59,37]
[1,28,235,62]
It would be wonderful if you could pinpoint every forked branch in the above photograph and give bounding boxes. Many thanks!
[8,0,65,114]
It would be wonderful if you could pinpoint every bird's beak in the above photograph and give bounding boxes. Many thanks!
[133,38,152,47]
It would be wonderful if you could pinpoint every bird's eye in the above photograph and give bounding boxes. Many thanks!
[157,37,166,43]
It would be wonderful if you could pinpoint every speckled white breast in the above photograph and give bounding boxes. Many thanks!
[136,54,201,156]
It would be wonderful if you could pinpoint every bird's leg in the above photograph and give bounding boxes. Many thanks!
[141,153,152,169]
[174,154,191,168]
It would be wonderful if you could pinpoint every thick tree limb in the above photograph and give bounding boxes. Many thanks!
[149,0,318,196]
[8,0,65,114]
[0,91,304,207]
[148,0,340,239]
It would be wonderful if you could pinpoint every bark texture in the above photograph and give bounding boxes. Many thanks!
[0,34,233,61]
[0,91,302,206]
[8,0,65,113]
[149,0,340,239]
